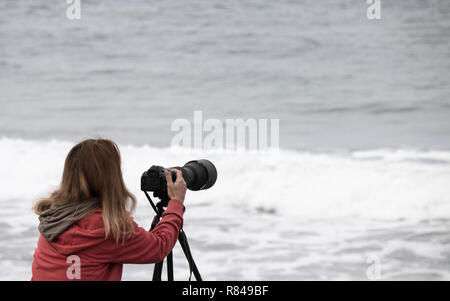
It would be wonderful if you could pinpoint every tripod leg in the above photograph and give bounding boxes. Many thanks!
[150,215,160,231]
[178,230,202,281]
[167,252,174,281]
[152,260,164,281]
[145,197,201,281]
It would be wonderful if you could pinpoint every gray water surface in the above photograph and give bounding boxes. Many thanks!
[0,0,449,150]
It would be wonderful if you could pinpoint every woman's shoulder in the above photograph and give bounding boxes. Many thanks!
[76,208,104,230]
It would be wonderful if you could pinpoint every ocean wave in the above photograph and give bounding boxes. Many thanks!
[1,137,450,225]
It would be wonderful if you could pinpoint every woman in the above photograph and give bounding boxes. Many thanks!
[31,138,187,281]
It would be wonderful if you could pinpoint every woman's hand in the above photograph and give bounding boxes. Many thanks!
[164,169,187,203]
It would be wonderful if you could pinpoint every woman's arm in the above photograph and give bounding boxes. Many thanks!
[99,199,185,264]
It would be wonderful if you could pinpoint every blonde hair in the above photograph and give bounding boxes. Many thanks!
[34,138,136,243]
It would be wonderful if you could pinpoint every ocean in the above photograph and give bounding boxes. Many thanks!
[0,0,449,280]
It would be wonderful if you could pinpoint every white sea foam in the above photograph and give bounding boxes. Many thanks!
[1,137,449,227]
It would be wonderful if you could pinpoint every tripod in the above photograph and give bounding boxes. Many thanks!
[144,191,202,281]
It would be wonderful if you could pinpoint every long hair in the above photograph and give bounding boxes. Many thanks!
[33,138,136,243]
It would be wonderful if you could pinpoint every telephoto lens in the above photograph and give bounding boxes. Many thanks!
[171,159,217,191]
[141,159,217,200]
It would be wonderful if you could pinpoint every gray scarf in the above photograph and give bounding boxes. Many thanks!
[38,198,100,242]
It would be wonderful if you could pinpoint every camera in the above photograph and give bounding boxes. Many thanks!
[141,159,217,202]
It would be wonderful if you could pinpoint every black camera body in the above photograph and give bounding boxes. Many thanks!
[141,159,217,203]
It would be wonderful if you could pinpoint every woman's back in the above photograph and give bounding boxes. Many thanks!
[32,200,185,281]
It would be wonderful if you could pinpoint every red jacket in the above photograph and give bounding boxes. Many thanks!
[31,199,184,281]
